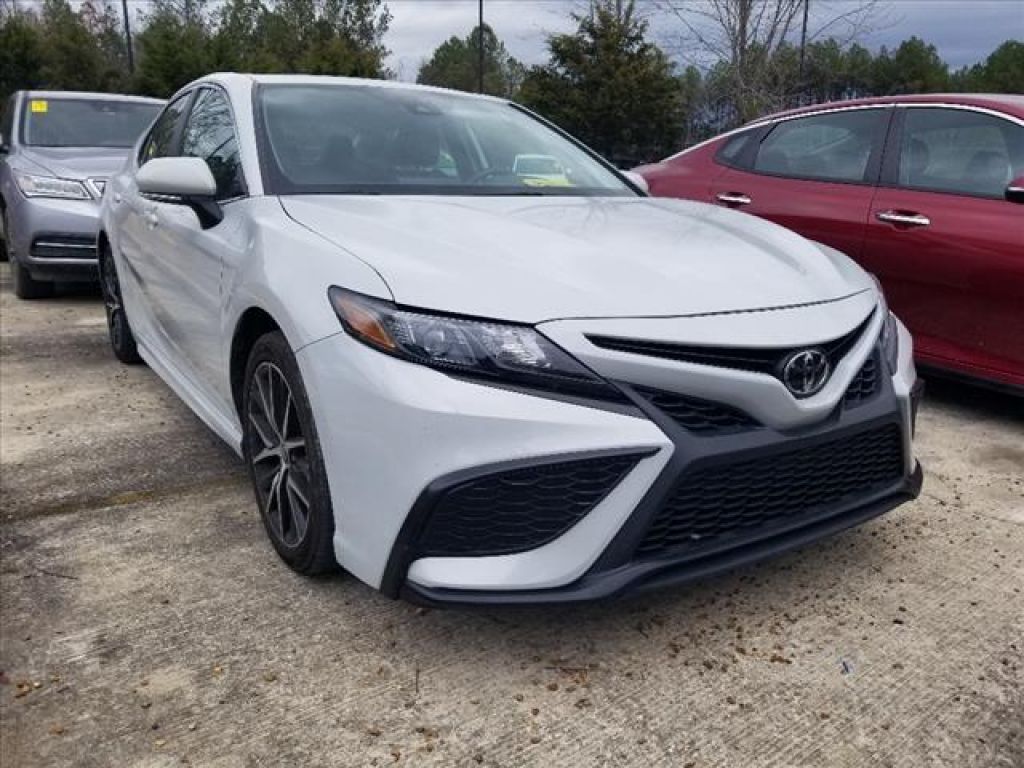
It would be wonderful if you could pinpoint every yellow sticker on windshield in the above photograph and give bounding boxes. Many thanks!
[30,100,48,113]
[521,175,573,188]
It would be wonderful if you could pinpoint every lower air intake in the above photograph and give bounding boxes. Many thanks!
[636,424,904,558]
[416,453,644,557]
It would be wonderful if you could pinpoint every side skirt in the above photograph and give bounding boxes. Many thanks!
[137,338,244,456]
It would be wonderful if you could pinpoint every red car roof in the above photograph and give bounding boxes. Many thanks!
[752,94,1024,124]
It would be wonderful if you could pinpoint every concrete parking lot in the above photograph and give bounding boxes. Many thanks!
[1,262,1021,767]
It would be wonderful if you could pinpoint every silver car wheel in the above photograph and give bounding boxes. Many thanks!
[246,361,312,548]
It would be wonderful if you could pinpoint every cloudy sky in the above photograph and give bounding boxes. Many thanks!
[384,0,1024,80]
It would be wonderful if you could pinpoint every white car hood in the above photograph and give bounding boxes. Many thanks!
[280,195,872,324]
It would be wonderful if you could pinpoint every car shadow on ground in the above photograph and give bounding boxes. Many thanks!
[919,371,1023,422]
[49,280,102,300]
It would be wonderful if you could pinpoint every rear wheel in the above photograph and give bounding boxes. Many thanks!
[242,331,337,575]
[12,258,54,299]
[99,244,142,363]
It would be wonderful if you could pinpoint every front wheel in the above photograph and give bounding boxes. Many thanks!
[242,331,337,575]
[0,206,9,262]
[99,245,142,364]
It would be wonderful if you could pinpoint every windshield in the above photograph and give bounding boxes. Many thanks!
[21,98,162,148]
[257,84,635,197]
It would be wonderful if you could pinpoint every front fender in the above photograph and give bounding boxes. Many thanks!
[220,196,393,368]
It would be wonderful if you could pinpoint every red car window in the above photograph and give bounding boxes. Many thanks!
[896,107,1023,199]
[754,109,886,184]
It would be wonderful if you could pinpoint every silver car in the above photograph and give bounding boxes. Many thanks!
[0,90,163,298]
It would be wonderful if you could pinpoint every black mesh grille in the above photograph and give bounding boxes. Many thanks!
[417,454,643,557]
[844,354,880,405]
[639,388,762,434]
[636,424,904,558]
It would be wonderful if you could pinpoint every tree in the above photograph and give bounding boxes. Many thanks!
[0,10,45,105]
[658,0,883,122]
[79,0,132,91]
[417,24,525,98]
[210,0,391,78]
[133,0,213,97]
[952,40,1024,93]
[872,36,948,94]
[518,0,684,166]
[37,0,109,92]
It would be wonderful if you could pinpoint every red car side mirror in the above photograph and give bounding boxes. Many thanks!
[1006,176,1024,205]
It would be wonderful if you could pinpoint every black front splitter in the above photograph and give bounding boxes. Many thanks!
[401,463,923,608]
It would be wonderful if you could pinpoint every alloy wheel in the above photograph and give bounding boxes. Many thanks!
[100,254,125,348]
[246,361,313,548]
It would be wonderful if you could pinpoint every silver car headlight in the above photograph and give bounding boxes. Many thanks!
[871,274,899,373]
[328,286,623,402]
[14,172,91,200]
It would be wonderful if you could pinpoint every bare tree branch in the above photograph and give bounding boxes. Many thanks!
[655,0,884,122]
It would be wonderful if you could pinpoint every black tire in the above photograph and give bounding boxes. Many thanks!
[98,244,142,364]
[11,257,54,299]
[242,331,337,575]
[0,206,8,263]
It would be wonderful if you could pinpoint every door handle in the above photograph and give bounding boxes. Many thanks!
[876,210,930,227]
[716,192,752,206]
[145,211,159,228]
[113,193,122,204]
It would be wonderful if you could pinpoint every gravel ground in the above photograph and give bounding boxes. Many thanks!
[1,263,1022,767]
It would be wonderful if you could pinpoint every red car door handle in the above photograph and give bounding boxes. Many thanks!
[876,210,930,227]
[716,192,752,206]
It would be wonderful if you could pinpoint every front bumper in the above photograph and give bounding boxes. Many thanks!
[298,304,922,604]
[6,194,101,281]
[405,463,922,606]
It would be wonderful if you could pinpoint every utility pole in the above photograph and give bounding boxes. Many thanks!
[477,0,484,94]
[122,0,134,73]
[798,0,809,82]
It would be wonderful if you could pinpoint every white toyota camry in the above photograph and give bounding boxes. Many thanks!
[98,74,922,605]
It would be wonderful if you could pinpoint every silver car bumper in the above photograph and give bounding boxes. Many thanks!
[6,194,101,282]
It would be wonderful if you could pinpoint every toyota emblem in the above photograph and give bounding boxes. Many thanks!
[781,349,830,397]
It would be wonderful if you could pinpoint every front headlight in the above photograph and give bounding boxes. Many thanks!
[14,172,91,200]
[880,310,899,373]
[871,274,899,373]
[328,287,623,402]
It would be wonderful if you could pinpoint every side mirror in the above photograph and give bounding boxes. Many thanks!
[137,157,222,227]
[1006,176,1024,205]
[0,132,8,154]
[622,169,649,194]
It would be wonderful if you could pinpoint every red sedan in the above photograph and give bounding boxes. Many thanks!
[636,94,1024,392]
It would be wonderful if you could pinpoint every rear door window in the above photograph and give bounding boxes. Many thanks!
[896,107,1023,199]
